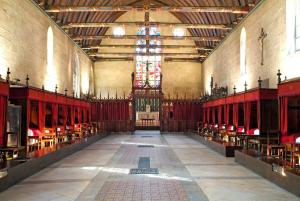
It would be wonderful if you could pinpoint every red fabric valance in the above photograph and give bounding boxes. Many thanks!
[278,79,300,97]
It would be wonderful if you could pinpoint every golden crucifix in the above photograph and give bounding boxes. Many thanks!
[258,28,267,66]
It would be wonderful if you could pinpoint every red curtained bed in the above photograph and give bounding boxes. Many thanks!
[278,79,300,144]
[0,81,9,147]
[10,86,91,146]
[203,88,277,135]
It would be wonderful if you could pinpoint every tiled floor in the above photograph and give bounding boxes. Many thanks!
[0,132,299,201]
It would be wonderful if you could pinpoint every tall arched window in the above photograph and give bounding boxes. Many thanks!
[240,28,247,77]
[89,65,94,95]
[45,26,56,91]
[135,27,161,87]
[73,52,81,98]
[287,0,300,53]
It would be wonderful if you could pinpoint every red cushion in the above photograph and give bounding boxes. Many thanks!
[28,128,43,137]
[237,127,245,133]
[227,125,235,131]
[247,128,260,135]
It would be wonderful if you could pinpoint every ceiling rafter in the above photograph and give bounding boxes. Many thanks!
[45,6,250,14]
[33,0,261,62]
[62,22,232,30]
[89,52,207,57]
[45,5,250,14]
[82,45,213,51]
[72,35,222,41]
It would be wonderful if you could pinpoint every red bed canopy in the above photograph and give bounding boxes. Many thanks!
[9,86,91,143]
[203,88,277,134]
[0,81,9,147]
[278,78,300,144]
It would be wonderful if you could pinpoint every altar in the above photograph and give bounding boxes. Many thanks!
[135,105,159,127]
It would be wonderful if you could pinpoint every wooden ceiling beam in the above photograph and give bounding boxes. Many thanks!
[45,6,250,14]
[73,35,221,41]
[164,57,202,62]
[82,45,213,51]
[93,57,134,61]
[92,57,203,62]
[88,52,207,57]
[62,22,232,30]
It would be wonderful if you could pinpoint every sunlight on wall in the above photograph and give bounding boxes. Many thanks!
[73,52,81,97]
[89,65,94,95]
[0,59,7,79]
[45,26,57,91]
[81,70,89,95]
[235,28,248,92]
[240,28,247,82]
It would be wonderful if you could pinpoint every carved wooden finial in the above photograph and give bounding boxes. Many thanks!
[116,91,118,99]
[65,89,68,96]
[258,77,262,88]
[26,75,30,87]
[210,75,213,94]
[131,72,135,87]
[42,85,44,90]
[277,69,282,84]
[233,85,236,95]
[244,81,247,91]
[72,91,75,98]
[6,68,10,83]
[108,92,110,99]
[55,84,58,93]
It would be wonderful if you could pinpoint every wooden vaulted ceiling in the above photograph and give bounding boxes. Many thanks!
[34,0,261,62]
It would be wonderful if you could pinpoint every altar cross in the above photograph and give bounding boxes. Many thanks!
[258,28,267,66]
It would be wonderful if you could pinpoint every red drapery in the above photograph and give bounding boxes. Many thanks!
[225,105,230,125]
[280,97,288,136]
[0,96,7,146]
[62,105,67,125]
[27,101,31,129]
[203,109,206,123]
[207,108,211,123]
[78,107,82,123]
[245,102,251,133]
[38,102,45,131]
[90,100,130,122]
[70,106,75,125]
[212,107,215,124]
[233,104,239,127]
[218,105,222,124]
[257,101,261,130]
[52,104,58,127]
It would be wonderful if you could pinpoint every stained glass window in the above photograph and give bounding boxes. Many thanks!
[295,0,300,50]
[135,27,161,87]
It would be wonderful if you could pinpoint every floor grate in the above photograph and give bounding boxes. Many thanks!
[138,145,154,148]
[141,136,153,138]
[129,168,159,174]
[129,157,159,174]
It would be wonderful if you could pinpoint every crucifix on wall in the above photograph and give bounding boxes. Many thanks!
[258,28,267,66]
